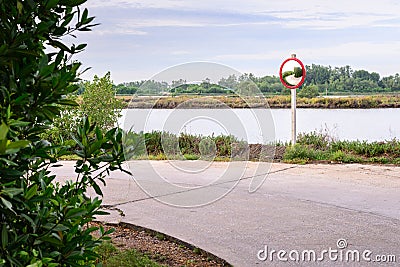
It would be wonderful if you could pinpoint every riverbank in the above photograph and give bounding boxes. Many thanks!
[97,131,400,165]
[118,94,400,109]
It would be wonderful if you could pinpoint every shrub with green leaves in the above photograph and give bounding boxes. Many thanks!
[81,72,125,132]
[0,1,131,266]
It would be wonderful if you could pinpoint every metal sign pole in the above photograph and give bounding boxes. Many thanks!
[291,85,296,145]
[290,54,297,145]
[279,53,305,146]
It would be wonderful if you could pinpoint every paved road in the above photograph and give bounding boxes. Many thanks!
[53,161,400,266]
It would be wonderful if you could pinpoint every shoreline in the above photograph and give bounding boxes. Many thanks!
[118,95,400,109]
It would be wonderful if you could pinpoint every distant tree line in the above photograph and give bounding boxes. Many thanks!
[80,64,400,96]
[303,64,400,93]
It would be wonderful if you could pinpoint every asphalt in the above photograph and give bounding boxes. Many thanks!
[52,161,400,266]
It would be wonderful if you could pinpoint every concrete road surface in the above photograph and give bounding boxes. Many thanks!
[52,161,400,266]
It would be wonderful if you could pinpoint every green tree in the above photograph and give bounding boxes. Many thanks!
[44,94,82,144]
[0,1,131,266]
[81,72,124,131]
[218,74,237,89]
[298,85,319,98]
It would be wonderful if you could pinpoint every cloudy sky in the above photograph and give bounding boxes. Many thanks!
[74,0,400,83]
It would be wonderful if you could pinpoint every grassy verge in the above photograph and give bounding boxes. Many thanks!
[59,131,400,165]
[96,242,164,267]
[283,132,400,164]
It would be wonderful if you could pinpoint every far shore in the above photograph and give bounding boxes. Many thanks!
[117,94,400,109]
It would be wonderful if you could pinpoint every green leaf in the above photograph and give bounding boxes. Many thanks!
[1,197,13,211]
[39,236,63,246]
[0,158,18,166]
[92,182,103,196]
[59,0,86,7]
[25,184,38,200]
[2,187,23,197]
[9,120,31,127]
[57,98,78,106]
[48,40,71,53]
[75,43,87,51]
[17,1,23,14]
[95,210,109,216]
[52,224,69,231]
[0,123,9,140]
[27,262,40,267]
[6,140,30,150]
[65,208,87,218]
[45,0,59,8]
[21,214,36,230]
[2,224,8,248]
[81,8,88,22]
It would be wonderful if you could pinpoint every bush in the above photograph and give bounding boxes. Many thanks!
[81,72,125,132]
[0,1,132,266]
[297,131,330,150]
[283,144,316,162]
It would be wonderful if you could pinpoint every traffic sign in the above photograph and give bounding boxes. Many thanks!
[279,56,306,89]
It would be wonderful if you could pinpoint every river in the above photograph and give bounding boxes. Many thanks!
[120,108,400,144]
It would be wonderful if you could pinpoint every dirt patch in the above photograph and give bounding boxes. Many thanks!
[91,222,231,267]
[248,144,286,161]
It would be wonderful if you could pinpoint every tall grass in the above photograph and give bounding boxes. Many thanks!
[123,130,400,165]
[284,131,400,164]
[127,131,239,159]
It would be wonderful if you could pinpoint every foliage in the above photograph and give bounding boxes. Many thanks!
[284,131,400,164]
[103,249,163,267]
[298,85,319,98]
[303,64,397,94]
[95,241,117,263]
[42,94,82,144]
[114,82,141,95]
[297,131,331,150]
[95,241,164,267]
[42,72,124,145]
[81,72,124,132]
[131,131,239,159]
[92,129,400,165]
[0,1,131,266]
[170,83,233,95]
[283,144,326,163]
[294,67,303,78]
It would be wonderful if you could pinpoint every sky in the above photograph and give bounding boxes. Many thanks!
[74,0,400,84]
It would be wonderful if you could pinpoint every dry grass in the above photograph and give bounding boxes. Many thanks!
[118,95,400,109]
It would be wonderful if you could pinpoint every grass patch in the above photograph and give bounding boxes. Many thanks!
[283,131,400,165]
[96,241,164,267]
[283,144,328,163]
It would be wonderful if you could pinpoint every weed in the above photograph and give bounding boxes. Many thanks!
[155,233,165,241]
[193,247,201,255]
[95,241,118,263]
[297,131,330,150]
[104,249,164,267]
